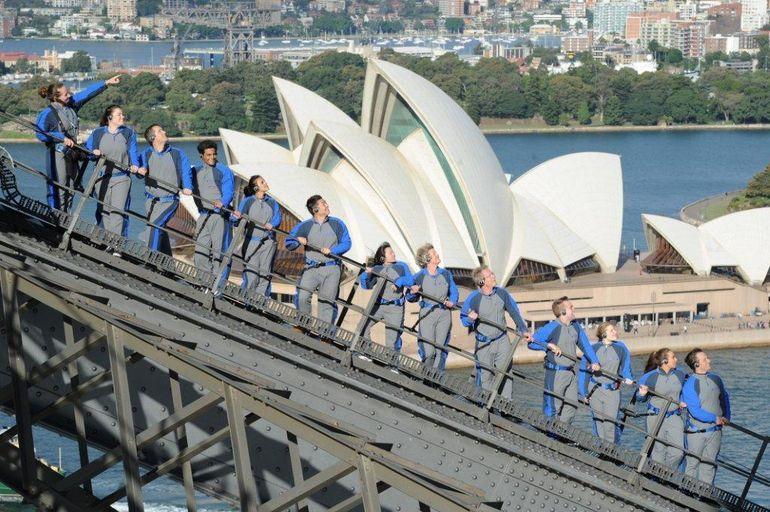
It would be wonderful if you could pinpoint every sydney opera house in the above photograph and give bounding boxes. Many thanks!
[175,57,768,333]
[195,58,624,287]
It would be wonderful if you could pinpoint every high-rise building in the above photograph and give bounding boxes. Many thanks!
[626,11,677,41]
[708,3,741,35]
[740,0,767,31]
[594,1,642,36]
[438,0,464,16]
[640,18,676,47]
[106,0,137,22]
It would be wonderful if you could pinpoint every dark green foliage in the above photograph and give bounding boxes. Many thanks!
[444,18,464,33]
[61,51,92,73]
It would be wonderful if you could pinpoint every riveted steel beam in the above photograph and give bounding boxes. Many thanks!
[169,369,197,512]
[258,460,356,512]
[106,324,144,512]
[225,383,260,512]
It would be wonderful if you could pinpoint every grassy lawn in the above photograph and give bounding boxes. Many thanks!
[0,130,35,140]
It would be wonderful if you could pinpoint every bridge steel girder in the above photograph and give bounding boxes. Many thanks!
[0,183,760,511]
[0,265,503,512]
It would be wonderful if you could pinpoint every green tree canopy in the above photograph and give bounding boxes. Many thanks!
[61,51,92,73]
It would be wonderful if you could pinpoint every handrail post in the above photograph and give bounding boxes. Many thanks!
[484,335,523,412]
[343,276,386,367]
[336,268,364,328]
[739,438,768,506]
[59,156,105,250]
[208,218,246,307]
[634,401,671,478]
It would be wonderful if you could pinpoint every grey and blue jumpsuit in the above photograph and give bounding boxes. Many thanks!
[579,340,633,444]
[236,193,282,297]
[138,145,193,255]
[85,125,139,237]
[681,372,731,484]
[285,217,351,326]
[460,287,528,400]
[35,80,107,211]
[636,367,687,469]
[359,261,413,351]
[529,320,599,425]
[192,161,234,276]
[407,267,458,372]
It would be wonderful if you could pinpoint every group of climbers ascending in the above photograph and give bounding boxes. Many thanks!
[34,78,730,487]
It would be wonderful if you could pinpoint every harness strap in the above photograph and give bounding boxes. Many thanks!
[305,258,340,269]
[544,361,574,372]
[475,331,506,344]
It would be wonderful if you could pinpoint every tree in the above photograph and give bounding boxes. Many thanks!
[135,109,181,137]
[444,18,465,33]
[577,101,592,125]
[122,72,166,109]
[61,51,92,73]
[137,0,162,16]
[191,82,248,134]
[664,88,708,123]
[251,79,281,133]
[602,95,624,125]
[540,98,560,125]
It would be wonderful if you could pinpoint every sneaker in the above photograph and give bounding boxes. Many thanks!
[389,368,400,374]
[112,251,122,258]
[356,353,372,362]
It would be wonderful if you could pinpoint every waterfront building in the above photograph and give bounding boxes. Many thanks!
[438,0,464,16]
[740,0,767,31]
[106,0,137,22]
[209,59,623,287]
[484,43,531,61]
[594,0,642,36]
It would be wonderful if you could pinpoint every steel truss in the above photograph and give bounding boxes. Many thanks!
[0,146,767,512]
[0,268,501,512]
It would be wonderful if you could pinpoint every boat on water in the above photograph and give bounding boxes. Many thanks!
[281,40,291,44]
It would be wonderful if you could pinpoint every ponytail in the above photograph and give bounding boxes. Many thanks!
[643,347,671,374]
[38,83,65,103]
[243,175,262,197]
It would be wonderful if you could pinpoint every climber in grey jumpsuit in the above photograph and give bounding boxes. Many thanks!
[460,265,530,400]
[85,105,139,239]
[578,321,634,444]
[407,243,458,372]
[637,348,688,469]
[359,242,413,351]
[529,296,601,425]
[191,140,235,276]
[682,348,730,484]
[285,195,351,325]
[137,124,193,255]
[232,175,282,297]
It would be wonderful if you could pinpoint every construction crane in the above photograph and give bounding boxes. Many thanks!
[161,0,281,67]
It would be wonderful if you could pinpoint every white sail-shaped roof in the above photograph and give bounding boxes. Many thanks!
[272,76,357,150]
[512,152,623,273]
[642,208,770,285]
[361,59,514,281]
[211,60,627,285]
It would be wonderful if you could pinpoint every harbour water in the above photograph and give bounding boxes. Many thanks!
[5,128,770,250]
[0,132,769,508]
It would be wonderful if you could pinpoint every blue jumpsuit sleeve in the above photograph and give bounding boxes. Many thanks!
[138,147,149,168]
[329,219,351,256]
[219,165,234,208]
[578,352,591,398]
[394,262,413,288]
[232,197,249,223]
[618,342,634,381]
[460,291,479,329]
[179,150,193,191]
[406,270,423,302]
[635,370,656,403]
[127,129,139,167]
[502,290,528,333]
[577,327,599,365]
[446,270,459,303]
[529,322,556,351]
[70,80,106,110]
[681,378,718,424]
[285,220,308,251]
[359,270,376,289]
[35,108,63,143]
[85,129,97,156]
[716,375,731,421]
[269,197,282,227]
